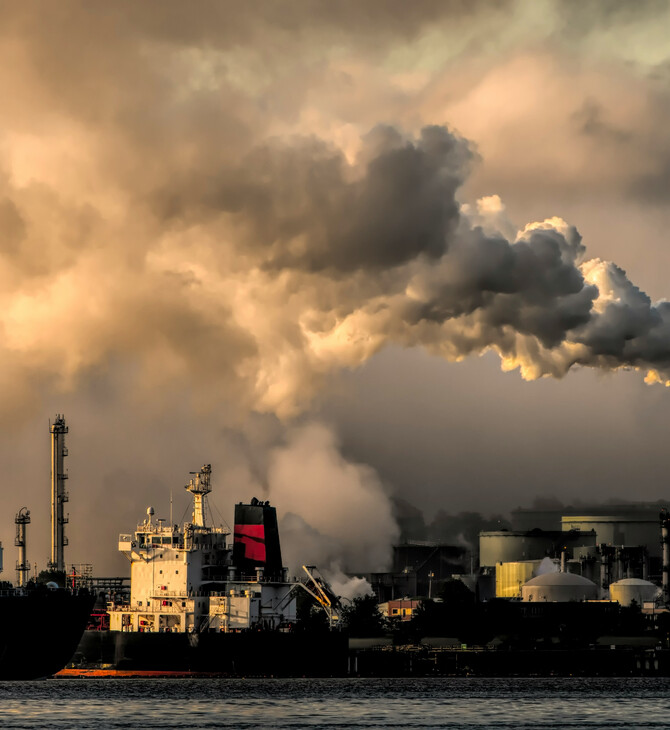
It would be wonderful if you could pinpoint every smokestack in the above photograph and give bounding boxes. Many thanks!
[233,498,284,580]
[48,415,69,573]
[661,509,670,603]
[14,507,30,588]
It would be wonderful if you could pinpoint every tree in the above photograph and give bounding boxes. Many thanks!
[340,594,387,637]
[36,569,66,587]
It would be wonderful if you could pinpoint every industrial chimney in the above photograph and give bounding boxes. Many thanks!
[48,415,69,573]
[661,508,670,603]
[14,507,30,587]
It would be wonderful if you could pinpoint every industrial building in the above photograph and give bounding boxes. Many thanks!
[511,503,667,559]
[367,542,467,602]
[568,544,648,588]
[378,599,421,621]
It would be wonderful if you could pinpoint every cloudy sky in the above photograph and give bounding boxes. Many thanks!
[1,0,670,578]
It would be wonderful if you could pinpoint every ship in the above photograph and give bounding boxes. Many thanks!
[0,583,94,680]
[70,465,347,676]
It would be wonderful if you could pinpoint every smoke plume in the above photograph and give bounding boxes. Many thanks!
[3,2,670,577]
[3,120,670,423]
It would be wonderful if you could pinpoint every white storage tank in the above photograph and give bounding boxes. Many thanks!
[609,578,660,607]
[521,572,598,602]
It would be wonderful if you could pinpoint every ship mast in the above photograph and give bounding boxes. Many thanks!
[48,415,69,572]
[185,464,212,528]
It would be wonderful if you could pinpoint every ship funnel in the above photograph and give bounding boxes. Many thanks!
[233,498,284,580]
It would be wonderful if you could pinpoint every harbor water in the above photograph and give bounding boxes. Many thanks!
[2,677,670,729]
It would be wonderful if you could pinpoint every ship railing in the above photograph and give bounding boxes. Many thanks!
[149,590,190,599]
[0,588,26,597]
[107,603,186,614]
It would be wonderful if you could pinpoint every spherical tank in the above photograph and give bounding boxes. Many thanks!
[521,572,598,602]
[609,578,660,607]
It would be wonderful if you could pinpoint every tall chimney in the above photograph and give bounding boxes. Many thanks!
[661,509,670,603]
[14,507,30,587]
[48,415,69,573]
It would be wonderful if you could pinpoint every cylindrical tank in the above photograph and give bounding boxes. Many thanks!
[480,530,596,567]
[609,578,660,607]
[521,572,598,602]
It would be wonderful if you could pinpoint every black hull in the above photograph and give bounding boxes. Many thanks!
[73,630,349,676]
[0,590,94,680]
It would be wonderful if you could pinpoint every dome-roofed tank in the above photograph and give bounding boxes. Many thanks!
[521,571,598,602]
[609,578,660,607]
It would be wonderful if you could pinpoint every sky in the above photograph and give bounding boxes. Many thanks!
[1,1,670,580]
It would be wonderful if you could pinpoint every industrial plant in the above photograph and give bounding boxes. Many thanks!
[5,415,670,677]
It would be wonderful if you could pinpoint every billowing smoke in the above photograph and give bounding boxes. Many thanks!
[267,422,398,597]
[3,122,670,424]
[3,3,670,578]
[1,5,669,421]
[0,121,670,416]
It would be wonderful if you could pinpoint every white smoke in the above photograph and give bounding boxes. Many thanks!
[268,422,398,578]
[534,557,560,576]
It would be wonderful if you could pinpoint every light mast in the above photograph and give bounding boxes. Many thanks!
[48,415,69,572]
[15,507,30,587]
[185,464,211,527]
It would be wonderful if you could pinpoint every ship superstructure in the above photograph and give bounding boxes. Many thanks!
[109,465,297,634]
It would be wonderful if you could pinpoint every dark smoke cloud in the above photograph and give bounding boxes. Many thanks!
[2,0,670,582]
[201,125,469,273]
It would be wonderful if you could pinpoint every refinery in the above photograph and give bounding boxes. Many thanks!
[5,416,670,677]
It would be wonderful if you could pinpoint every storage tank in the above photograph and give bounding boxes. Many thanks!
[609,578,660,607]
[521,572,598,602]
[480,529,596,567]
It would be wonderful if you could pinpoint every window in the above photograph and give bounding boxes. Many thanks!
[159,570,163,574]
[175,570,179,574]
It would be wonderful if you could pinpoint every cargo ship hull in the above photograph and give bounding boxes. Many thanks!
[72,630,348,676]
[0,590,94,680]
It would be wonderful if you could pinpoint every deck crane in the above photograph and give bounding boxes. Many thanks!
[297,565,341,629]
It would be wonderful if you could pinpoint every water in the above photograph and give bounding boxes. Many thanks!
[1,677,669,729]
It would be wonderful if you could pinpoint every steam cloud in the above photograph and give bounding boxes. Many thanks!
[3,121,670,422]
[3,2,670,579]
